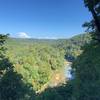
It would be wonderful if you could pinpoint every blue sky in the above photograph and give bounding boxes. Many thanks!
[0,0,91,39]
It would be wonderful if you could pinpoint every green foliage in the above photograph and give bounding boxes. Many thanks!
[84,0,99,11]
[36,36,100,100]
[72,43,100,100]
[83,0,100,42]
[0,34,36,100]
[36,82,73,100]
[0,69,35,100]
[0,33,93,99]
[6,39,64,91]
[55,33,92,60]
[4,33,92,92]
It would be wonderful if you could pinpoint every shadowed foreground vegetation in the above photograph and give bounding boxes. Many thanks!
[0,35,35,100]
[1,33,100,100]
[0,57,35,100]
[36,42,100,100]
[0,33,93,100]
[0,0,100,99]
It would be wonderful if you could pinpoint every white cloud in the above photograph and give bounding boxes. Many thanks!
[17,32,31,38]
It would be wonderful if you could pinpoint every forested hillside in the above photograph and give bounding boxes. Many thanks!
[54,33,92,60]
[4,33,91,92]
[0,0,100,99]
[1,31,100,100]
[6,38,64,91]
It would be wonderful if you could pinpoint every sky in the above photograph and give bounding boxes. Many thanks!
[0,0,92,39]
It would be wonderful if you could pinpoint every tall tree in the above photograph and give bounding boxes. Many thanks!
[83,0,100,42]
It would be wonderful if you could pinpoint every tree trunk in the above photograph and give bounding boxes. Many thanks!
[91,8,100,33]
[91,8,100,42]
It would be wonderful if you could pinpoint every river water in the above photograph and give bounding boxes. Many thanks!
[64,62,73,80]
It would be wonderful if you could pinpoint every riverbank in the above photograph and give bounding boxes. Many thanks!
[36,60,72,93]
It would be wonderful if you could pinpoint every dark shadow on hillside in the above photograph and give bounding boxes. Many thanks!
[0,56,35,100]
[71,42,100,100]
[36,81,73,100]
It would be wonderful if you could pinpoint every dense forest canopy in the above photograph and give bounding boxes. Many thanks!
[3,33,91,92]
[0,0,100,100]
[1,32,92,100]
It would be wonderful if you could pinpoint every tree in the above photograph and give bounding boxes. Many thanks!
[72,43,100,100]
[0,34,8,77]
[0,34,35,100]
[83,0,100,42]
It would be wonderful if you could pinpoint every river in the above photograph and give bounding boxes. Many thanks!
[64,61,72,79]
